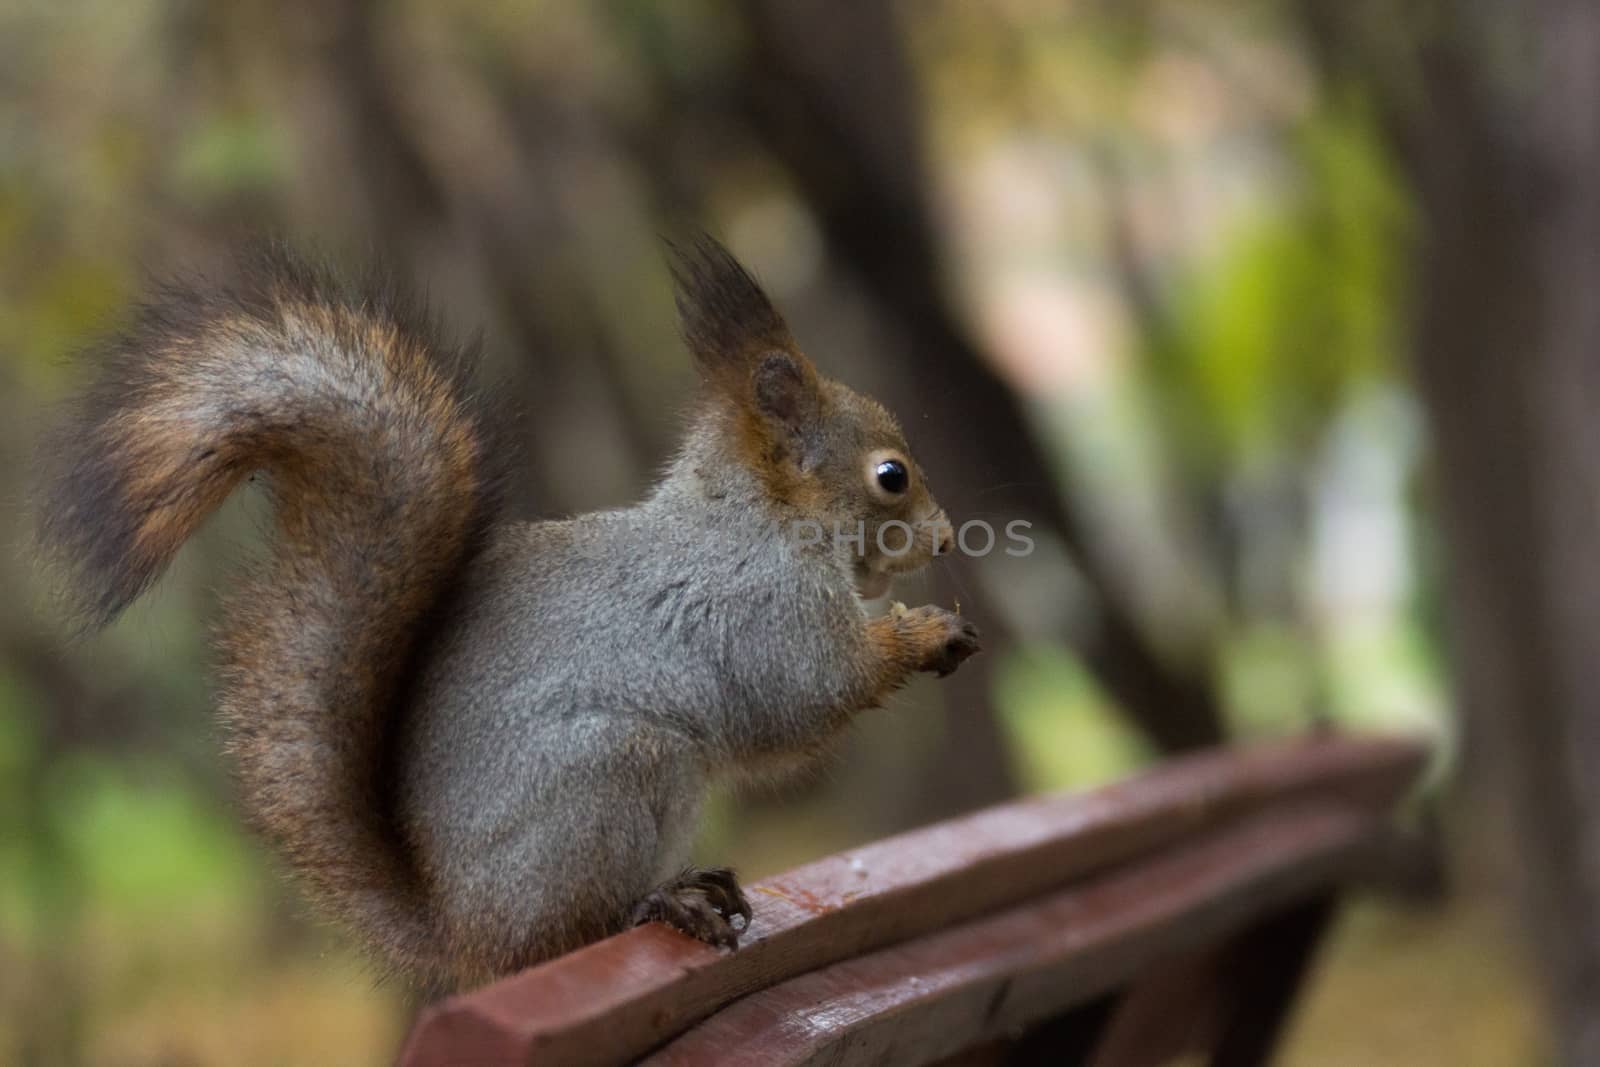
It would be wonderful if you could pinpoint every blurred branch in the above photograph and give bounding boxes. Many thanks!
[1085,142,1239,613]
[279,0,653,514]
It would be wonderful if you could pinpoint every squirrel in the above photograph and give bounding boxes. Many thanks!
[36,236,981,989]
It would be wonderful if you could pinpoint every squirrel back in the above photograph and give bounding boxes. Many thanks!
[37,248,497,978]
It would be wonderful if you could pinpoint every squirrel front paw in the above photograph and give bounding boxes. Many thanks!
[895,604,982,677]
[631,866,753,951]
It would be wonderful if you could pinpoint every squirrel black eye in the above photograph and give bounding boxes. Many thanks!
[875,459,909,494]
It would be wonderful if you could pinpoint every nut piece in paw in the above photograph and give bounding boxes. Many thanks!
[631,866,753,951]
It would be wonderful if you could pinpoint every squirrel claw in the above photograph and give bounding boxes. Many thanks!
[931,616,981,677]
[689,866,754,928]
[632,866,752,950]
[899,606,978,677]
[892,604,982,678]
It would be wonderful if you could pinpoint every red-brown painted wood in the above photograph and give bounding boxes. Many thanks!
[1085,947,1229,1066]
[646,806,1366,1065]
[397,735,1426,1067]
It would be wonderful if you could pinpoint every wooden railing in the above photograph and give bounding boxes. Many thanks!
[398,735,1426,1066]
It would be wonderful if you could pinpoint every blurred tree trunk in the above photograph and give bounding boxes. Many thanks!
[1310,2,1600,1059]
[275,0,652,517]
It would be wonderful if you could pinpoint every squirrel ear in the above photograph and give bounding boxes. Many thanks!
[752,351,824,467]
[666,234,824,464]
[665,233,795,375]
[754,350,818,422]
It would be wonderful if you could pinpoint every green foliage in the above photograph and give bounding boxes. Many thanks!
[995,645,1153,791]
[171,112,288,201]
[0,674,39,941]
[1157,94,1410,470]
[44,757,263,918]
[0,691,260,941]
[1220,622,1322,735]
[0,185,131,391]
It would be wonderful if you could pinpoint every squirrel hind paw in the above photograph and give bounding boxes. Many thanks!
[631,866,752,950]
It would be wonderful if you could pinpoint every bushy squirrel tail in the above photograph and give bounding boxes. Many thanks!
[37,247,498,979]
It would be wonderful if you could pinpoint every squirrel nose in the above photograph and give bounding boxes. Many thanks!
[937,529,954,555]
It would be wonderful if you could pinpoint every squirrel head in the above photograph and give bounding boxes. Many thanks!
[669,235,953,598]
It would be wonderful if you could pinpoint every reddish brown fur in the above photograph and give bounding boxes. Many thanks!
[665,236,843,517]
[37,248,498,984]
[863,608,982,707]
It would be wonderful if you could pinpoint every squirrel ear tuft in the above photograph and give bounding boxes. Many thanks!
[665,233,795,373]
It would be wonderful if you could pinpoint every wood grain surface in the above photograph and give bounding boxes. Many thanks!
[397,735,1426,1067]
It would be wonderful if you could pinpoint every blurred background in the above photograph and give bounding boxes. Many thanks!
[2,0,1591,1063]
